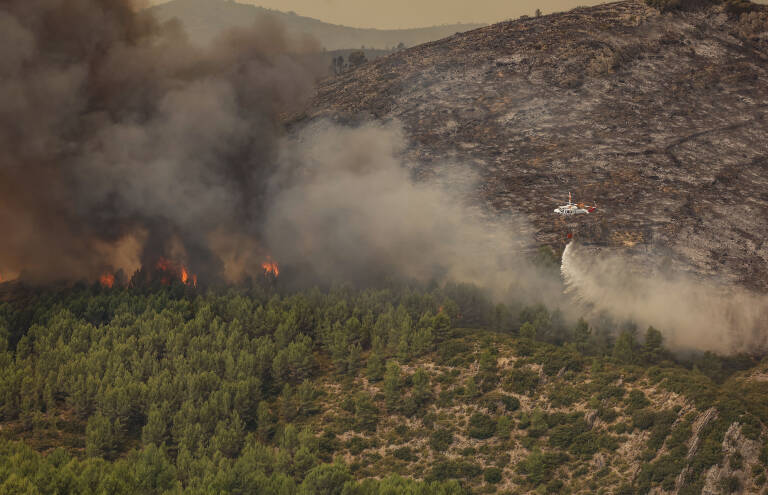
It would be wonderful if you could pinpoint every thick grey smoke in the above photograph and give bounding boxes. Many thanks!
[0,0,323,283]
[0,0,564,299]
[261,120,561,299]
[561,243,768,353]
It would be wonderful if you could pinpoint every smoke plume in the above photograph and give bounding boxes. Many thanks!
[561,243,768,353]
[0,0,323,283]
[261,121,559,297]
[0,0,562,298]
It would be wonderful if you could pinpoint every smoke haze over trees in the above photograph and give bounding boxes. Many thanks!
[0,0,563,306]
[0,0,324,284]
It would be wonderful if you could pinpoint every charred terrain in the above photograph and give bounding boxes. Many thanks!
[300,0,768,290]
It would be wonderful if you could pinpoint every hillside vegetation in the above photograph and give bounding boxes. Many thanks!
[1,279,767,494]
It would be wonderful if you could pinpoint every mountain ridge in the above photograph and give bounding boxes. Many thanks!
[148,0,486,50]
[298,0,768,290]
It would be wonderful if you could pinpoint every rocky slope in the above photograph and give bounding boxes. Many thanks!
[297,0,768,290]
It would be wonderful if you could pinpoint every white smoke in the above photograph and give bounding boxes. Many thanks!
[561,242,768,353]
[261,120,561,299]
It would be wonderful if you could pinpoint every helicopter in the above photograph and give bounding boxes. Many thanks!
[553,192,597,216]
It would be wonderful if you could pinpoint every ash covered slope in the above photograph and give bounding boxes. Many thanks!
[300,0,768,290]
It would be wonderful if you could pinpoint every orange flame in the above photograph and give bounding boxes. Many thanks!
[262,257,279,277]
[155,257,197,287]
[99,273,115,288]
[156,257,173,272]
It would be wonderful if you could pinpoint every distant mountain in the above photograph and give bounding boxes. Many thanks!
[148,0,485,50]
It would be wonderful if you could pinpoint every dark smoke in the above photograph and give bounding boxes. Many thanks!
[0,0,564,310]
[0,0,324,284]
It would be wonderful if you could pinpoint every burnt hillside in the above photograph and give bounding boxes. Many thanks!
[298,0,768,290]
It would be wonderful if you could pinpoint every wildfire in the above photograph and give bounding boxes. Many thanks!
[99,273,115,288]
[262,257,279,277]
[155,257,197,287]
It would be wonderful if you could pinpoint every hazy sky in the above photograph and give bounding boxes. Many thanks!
[148,0,768,29]
[247,0,608,28]
[148,0,607,29]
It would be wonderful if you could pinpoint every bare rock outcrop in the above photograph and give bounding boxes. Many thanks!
[701,422,762,495]
[687,407,719,459]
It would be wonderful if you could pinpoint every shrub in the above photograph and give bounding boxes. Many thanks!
[516,449,569,486]
[484,467,503,484]
[535,346,584,376]
[319,431,341,458]
[545,479,564,493]
[496,453,511,467]
[527,409,548,438]
[501,394,521,412]
[392,446,416,462]
[691,435,725,475]
[299,463,352,495]
[428,460,483,481]
[549,384,581,408]
[353,393,379,433]
[740,414,762,441]
[468,413,496,439]
[626,390,651,411]
[437,340,471,366]
[635,454,686,493]
[632,409,656,430]
[518,412,531,430]
[666,421,693,456]
[598,406,618,423]
[497,415,513,439]
[597,385,625,401]
[646,410,677,453]
[429,428,454,452]
[477,350,499,392]
[719,475,741,493]
[346,436,368,455]
[504,368,540,395]
[549,420,589,449]
[478,394,500,413]
[606,422,625,434]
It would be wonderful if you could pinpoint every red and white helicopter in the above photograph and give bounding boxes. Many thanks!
[553,192,597,216]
